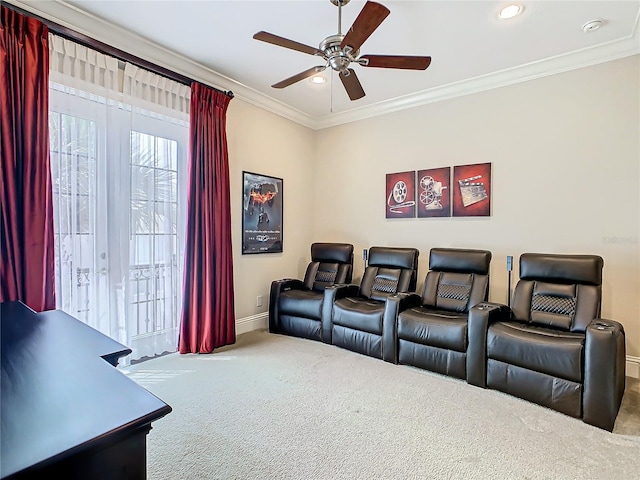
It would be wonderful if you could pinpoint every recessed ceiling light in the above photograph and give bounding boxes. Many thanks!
[582,20,604,32]
[310,75,326,85]
[498,4,523,20]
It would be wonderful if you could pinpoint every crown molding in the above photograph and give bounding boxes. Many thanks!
[6,0,317,129]
[6,0,640,131]
[314,24,640,129]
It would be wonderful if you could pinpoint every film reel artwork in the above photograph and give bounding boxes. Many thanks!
[452,163,491,217]
[385,171,416,218]
[390,180,408,207]
[387,180,416,214]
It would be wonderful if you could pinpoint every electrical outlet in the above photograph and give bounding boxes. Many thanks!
[256,295,263,307]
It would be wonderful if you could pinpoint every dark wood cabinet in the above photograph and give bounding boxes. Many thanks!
[1,301,172,479]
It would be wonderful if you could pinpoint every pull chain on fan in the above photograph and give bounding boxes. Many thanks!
[330,67,334,113]
[252,0,432,101]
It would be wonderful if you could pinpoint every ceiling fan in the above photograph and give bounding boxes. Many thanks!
[253,0,432,101]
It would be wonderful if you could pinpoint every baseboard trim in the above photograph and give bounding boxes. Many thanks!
[627,356,640,379]
[236,313,268,336]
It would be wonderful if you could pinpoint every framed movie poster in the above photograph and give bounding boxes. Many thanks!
[386,171,416,218]
[242,171,283,254]
[452,162,491,217]
[417,167,451,218]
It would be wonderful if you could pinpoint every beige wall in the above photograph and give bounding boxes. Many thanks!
[222,56,640,359]
[227,100,315,320]
[312,55,640,358]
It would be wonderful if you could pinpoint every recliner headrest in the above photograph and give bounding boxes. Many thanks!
[311,242,354,264]
[429,248,491,275]
[368,246,419,270]
[519,253,603,286]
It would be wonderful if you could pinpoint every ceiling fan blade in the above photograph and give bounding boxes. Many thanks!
[272,66,327,89]
[360,55,432,70]
[339,68,365,101]
[341,1,390,52]
[253,31,322,56]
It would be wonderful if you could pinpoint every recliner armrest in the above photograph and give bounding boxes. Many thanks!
[274,278,306,291]
[391,292,422,310]
[269,279,306,333]
[466,302,511,387]
[321,284,360,343]
[326,283,360,300]
[584,318,626,431]
[381,293,422,364]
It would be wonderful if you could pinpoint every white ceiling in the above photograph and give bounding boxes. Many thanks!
[13,1,640,128]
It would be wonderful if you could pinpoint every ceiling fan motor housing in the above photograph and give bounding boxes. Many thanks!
[320,35,358,72]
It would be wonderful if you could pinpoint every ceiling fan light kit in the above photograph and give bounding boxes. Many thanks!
[253,0,432,101]
[310,75,327,85]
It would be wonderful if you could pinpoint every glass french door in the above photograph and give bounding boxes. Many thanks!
[128,127,186,360]
[49,87,187,362]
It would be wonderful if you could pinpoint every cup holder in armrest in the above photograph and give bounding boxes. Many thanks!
[475,303,493,310]
[593,321,612,331]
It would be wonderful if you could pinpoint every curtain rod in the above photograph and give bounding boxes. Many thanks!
[4,3,234,99]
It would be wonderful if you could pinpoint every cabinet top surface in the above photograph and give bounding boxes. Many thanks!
[1,301,171,478]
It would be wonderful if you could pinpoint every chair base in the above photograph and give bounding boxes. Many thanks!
[272,315,322,342]
[332,325,382,359]
[487,359,582,418]
[398,340,466,380]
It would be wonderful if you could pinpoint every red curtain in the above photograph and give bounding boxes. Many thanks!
[0,6,55,312]
[179,83,235,353]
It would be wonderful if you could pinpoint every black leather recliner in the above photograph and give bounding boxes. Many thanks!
[269,242,354,343]
[324,246,419,362]
[467,253,626,431]
[395,248,491,379]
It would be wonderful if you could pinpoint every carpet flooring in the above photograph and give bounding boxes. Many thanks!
[122,329,640,480]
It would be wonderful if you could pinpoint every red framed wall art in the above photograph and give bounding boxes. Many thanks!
[417,167,450,218]
[385,171,416,218]
[452,162,491,217]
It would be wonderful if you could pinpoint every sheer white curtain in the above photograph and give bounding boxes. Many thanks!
[48,35,189,363]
